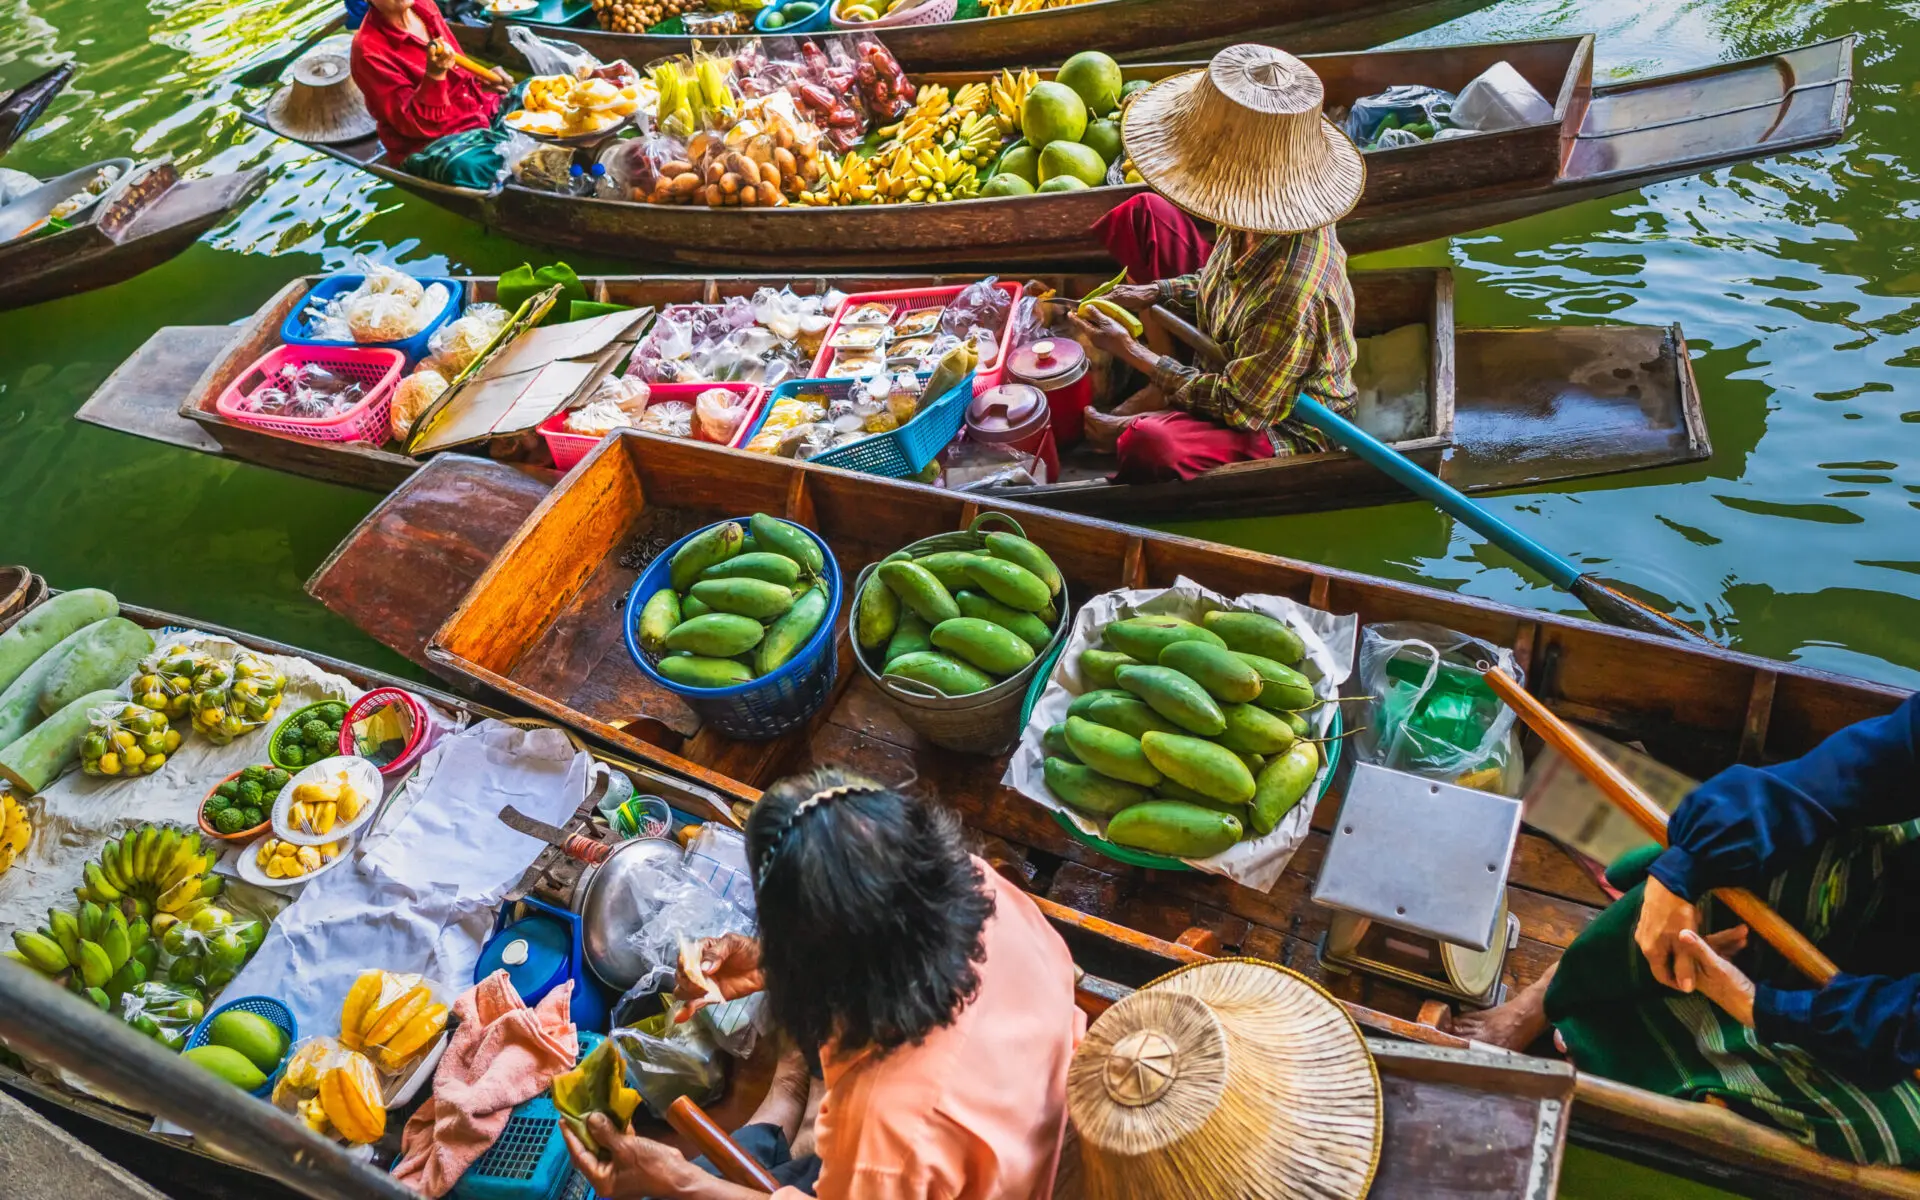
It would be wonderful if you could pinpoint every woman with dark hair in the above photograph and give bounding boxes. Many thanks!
[563,768,1084,1199]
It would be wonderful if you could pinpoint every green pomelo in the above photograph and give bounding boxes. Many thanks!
[997,142,1040,185]
[1037,176,1090,193]
[1056,52,1123,118]
[982,173,1035,197]
[1021,81,1087,149]
[1039,141,1108,187]
[1081,118,1123,166]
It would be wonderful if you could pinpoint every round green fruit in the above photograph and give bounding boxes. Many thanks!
[1081,117,1123,166]
[982,173,1035,197]
[208,1009,287,1075]
[1121,79,1151,102]
[1038,176,1090,193]
[763,10,786,25]
[997,142,1039,185]
[1056,51,1123,119]
[183,1044,267,1092]
[1021,81,1087,149]
[1039,140,1107,187]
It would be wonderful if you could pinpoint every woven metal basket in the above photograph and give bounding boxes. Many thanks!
[853,512,1068,755]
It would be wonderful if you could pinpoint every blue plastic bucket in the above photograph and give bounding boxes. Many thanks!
[185,995,298,1099]
[280,274,464,367]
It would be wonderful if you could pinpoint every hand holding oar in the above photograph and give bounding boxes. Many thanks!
[1289,396,1711,646]
[1478,666,1839,987]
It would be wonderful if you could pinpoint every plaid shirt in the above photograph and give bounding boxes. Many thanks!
[1150,225,1357,453]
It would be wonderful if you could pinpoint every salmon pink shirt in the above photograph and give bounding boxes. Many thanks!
[775,860,1085,1200]
[349,0,500,162]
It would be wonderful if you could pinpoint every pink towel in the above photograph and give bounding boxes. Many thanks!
[392,970,581,1197]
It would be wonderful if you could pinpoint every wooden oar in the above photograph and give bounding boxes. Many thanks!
[235,16,345,88]
[1479,666,1839,985]
[666,1096,781,1191]
[1290,396,1712,646]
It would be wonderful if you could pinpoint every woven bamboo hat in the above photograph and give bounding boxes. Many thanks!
[266,48,377,145]
[1067,959,1381,1199]
[1122,44,1365,234]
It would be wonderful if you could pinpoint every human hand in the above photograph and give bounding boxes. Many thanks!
[563,1115,697,1198]
[481,68,512,94]
[1068,309,1150,367]
[1099,283,1160,312]
[674,931,764,1021]
[1082,407,1138,454]
[1678,927,1756,1026]
[1635,875,1703,992]
[426,39,456,80]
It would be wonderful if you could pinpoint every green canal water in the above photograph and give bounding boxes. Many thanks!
[0,0,1913,1193]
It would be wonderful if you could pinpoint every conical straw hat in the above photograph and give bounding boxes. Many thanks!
[1067,959,1381,1199]
[266,49,377,146]
[1122,44,1366,235]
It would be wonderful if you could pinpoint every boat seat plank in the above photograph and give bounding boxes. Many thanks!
[74,327,230,454]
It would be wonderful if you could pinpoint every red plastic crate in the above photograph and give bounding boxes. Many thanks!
[538,381,766,471]
[214,344,405,444]
[810,283,1021,392]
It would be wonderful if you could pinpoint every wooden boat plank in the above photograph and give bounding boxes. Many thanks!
[73,326,230,453]
[1368,1042,1575,1200]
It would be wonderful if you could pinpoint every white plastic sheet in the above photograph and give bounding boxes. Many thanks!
[1001,577,1357,892]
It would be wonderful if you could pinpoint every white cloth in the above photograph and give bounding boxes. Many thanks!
[1001,576,1356,892]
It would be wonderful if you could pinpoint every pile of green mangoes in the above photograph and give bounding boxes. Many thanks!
[853,526,1064,696]
[1044,608,1324,859]
[636,514,833,689]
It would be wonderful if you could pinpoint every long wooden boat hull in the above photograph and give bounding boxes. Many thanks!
[304,443,1918,1198]
[453,0,1493,74]
[0,63,75,159]
[76,267,1709,524]
[246,36,1851,269]
[0,163,266,313]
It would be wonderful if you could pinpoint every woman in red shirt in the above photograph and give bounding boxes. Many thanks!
[350,0,508,163]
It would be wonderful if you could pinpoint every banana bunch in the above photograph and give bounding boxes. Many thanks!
[798,153,878,205]
[279,1042,387,1145]
[0,790,31,876]
[945,112,1001,167]
[905,145,981,204]
[990,67,1040,138]
[73,824,223,932]
[879,83,949,147]
[340,970,450,1074]
[256,837,342,880]
[7,898,155,1009]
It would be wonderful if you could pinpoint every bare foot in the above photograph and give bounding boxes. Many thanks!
[1451,966,1556,1051]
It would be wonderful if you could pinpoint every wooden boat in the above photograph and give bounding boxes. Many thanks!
[0,584,1574,1200]
[78,266,1709,522]
[0,159,266,313]
[0,63,75,159]
[305,442,1919,1197]
[242,35,1853,269]
[450,0,1494,74]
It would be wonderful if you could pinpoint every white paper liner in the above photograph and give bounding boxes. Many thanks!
[1000,576,1357,892]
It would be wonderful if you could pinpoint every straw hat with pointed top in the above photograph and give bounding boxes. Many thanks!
[266,49,377,146]
[1067,958,1382,1200]
[1122,44,1366,235]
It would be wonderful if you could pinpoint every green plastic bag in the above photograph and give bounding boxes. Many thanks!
[402,128,513,191]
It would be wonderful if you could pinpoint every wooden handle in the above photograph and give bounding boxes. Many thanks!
[1482,668,1842,987]
[666,1096,780,1192]
[1143,305,1225,370]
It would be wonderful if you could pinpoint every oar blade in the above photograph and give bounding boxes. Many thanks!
[1569,575,1712,645]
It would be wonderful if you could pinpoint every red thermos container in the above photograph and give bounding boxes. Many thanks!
[1007,338,1091,448]
[966,384,1059,483]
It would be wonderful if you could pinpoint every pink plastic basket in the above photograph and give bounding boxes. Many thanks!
[215,344,405,444]
[811,283,1020,392]
[830,0,957,28]
[538,381,767,471]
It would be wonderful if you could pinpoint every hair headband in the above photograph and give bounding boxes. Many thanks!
[755,781,883,886]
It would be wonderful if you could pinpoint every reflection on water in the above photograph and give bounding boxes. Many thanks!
[0,0,1917,691]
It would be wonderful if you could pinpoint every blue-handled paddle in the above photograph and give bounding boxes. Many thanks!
[1291,396,1711,645]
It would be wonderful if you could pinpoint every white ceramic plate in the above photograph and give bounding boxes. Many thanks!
[236,830,355,890]
[270,755,384,847]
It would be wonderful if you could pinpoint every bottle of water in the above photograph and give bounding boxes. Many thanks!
[567,163,586,197]
[590,161,618,201]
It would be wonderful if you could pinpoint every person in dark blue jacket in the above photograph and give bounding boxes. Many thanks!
[1459,692,1920,1164]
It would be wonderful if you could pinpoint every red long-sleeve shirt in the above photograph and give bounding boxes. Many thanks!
[349,0,500,163]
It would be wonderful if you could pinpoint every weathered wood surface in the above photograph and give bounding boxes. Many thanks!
[74,327,229,453]
[455,0,1493,74]
[253,36,1850,270]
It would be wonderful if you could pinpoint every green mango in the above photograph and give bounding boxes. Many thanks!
[748,514,825,576]
[1233,652,1317,711]
[1139,731,1256,806]
[1116,664,1226,737]
[982,531,1062,596]
[930,618,1035,677]
[1251,740,1320,835]
[1078,649,1139,690]
[637,588,682,657]
[669,521,745,592]
[663,613,764,658]
[1156,777,1248,819]
[1202,609,1305,664]
[1158,640,1264,703]
[689,577,796,620]
[1063,716,1161,787]
[1045,757,1150,816]
[1103,616,1224,663]
[1285,710,1312,739]
[884,651,994,697]
[1216,702,1297,756]
[757,585,829,675]
[699,551,803,586]
[681,594,713,619]
[658,656,755,689]
[1067,688,1132,719]
[855,568,901,651]
[878,561,961,625]
[1084,695,1179,739]
[1042,723,1079,762]
[883,613,932,666]
[1106,801,1242,858]
[913,551,986,592]
[961,556,1051,612]
[955,590,1053,651]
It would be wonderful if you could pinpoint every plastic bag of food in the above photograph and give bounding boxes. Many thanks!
[940,278,1010,362]
[118,981,205,1050]
[79,702,179,778]
[791,38,867,153]
[693,386,749,442]
[611,1001,726,1117]
[358,263,425,306]
[1449,61,1551,133]
[603,131,695,205]
[338,969,450,1075]
[390,369,448,442]
[554,1035,644,1150]
[1343,85,1455,147]
[508,139,577,192]
[129,649,210,720]
[187,650,287,745]
[505,24,601,78]
[158,906,266,993]
[851,35,914,121]
[274,1036,389,1145]
[346,288,427,343]
[426,302,511,377]
[1353,621,1522,793]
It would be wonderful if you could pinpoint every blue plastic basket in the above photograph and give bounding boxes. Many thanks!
[185,995,297,1099]
[622,518,842,740]
[741,371,975,480]
[755,0,832,32]
[281,274,464,366]
[449,1032,605,1200]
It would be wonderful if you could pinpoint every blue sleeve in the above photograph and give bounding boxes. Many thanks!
[1756,975,1920,1088]
[345,0,370,29]
[1647,693,1920,901]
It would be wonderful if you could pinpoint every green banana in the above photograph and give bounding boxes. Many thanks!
[100,911,130,974]
[47,909,80,965]
[12,930,68,974]
[79,901,103,944]
[75,940,112,989]
[83,861,122,902]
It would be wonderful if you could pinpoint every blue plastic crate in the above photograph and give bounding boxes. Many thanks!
[451,1032,605,1200]
[185,995,297,1099]
[281,274,464,366]
[622,518,842,740]
[741,371,976,480]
